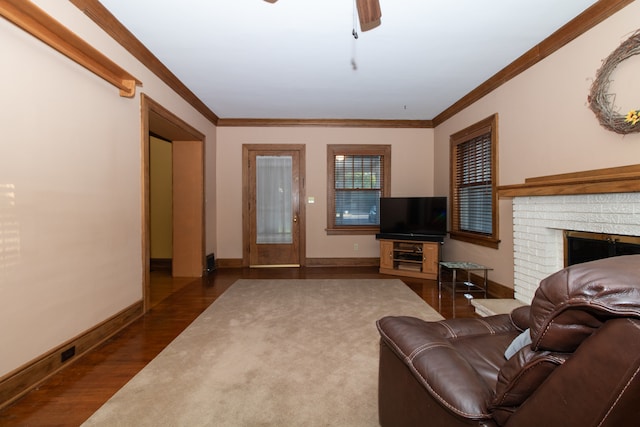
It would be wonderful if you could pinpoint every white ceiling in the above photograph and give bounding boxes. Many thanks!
[99,0,598,121]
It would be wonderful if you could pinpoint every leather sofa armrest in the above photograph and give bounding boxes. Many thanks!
[377,316,496,419]
[435,314,522,339]
[509,306,530,331]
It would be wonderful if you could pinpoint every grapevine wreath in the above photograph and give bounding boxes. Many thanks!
[588,30,640,135]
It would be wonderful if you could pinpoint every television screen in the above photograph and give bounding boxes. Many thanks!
[379,197,447,237]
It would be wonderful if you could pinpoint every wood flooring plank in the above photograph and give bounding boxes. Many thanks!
[0,267,478,425]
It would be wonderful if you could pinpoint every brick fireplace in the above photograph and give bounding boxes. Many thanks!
[511,193,640,303]
[499,165,640,304]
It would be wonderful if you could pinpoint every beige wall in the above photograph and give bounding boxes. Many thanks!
[433,2,640,288]
[3,0,638,381]
[216,127,435,260]
[0,0,216,376]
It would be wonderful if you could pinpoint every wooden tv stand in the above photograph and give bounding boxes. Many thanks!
[378,237,442,280]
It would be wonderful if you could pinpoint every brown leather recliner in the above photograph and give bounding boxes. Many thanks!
[376,255,640,427]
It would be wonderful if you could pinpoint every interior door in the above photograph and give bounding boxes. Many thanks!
[244,145,305,267]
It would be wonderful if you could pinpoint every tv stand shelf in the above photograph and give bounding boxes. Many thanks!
[378,238,442,280]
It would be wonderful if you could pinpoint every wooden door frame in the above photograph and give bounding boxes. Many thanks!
[141,94,206,311]
[242,144,306,267]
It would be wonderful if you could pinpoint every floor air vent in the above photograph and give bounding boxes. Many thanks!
[205,253,216,274]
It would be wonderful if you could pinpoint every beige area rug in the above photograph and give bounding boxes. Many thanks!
[83,279,443,426]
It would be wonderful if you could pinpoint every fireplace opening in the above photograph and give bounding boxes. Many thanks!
[564,231,640,267]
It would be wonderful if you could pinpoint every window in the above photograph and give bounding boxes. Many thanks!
[450,114,499,248]
[327,145,391,235]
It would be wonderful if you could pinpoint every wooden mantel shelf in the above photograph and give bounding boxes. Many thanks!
[498,164,640,197]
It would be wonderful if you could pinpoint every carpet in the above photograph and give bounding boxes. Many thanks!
[82,279,443,426]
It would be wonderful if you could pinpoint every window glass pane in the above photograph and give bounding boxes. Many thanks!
[335,189,381,226]
[334,154,382,226]
[459,185,492,234]
[456,132,492,235]
[256,155,292,244]
[449,114,497,247]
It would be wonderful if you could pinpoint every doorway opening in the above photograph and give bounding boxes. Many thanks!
[242,144,306,267]
[142,95,206,311]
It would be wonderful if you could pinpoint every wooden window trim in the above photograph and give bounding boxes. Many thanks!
[450,114,499,249]
[326,144,391,235]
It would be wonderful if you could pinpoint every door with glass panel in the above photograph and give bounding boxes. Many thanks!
[243,145,305,267]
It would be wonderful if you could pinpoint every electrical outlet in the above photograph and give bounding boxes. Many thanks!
[354,243,359,251]
[61,346,76,363]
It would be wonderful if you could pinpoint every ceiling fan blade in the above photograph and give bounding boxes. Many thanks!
[356,0,382,31]
[263,0,381,32]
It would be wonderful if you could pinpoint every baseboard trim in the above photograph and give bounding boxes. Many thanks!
[469,272,514,299]
[150,258,171,271]
[488,280,515,299]
[216,258,244,268]
[0,301,144,410]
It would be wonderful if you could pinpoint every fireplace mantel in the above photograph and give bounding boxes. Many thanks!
[498,164,640,198]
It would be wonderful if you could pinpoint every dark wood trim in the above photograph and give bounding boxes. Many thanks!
[448,231,500,250]
[432,0,634,126]
[216,258,244,268]
[0,0,141,97]
[0,301,143,410]
[217,118,433,128]
[326,144,391,235]
[242,144,307,267]
[70,0,218,125]
[449,114,500,249]
[498,164,640,197]
[486,278,515,299]
[70,0,633,126]
[150,258,172,271]
[142,94,207,310]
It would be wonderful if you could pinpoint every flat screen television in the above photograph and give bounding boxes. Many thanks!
[378,197,447,240]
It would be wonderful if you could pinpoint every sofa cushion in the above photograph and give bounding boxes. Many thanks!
[529,255,640,352]
[377,315,519,420]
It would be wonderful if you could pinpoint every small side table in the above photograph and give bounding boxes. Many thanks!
[438,261,492,318]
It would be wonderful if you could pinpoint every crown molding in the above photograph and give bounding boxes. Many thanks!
[70,0,219,125]
[70,0,633,128]
[216,118,433,128]
[432,0,634,126]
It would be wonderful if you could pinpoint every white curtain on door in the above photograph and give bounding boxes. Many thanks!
[256,155,292,244]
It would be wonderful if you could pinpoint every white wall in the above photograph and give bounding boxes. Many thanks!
[216,127,434,260]
[0,0,217,376]
[433,2,640,289]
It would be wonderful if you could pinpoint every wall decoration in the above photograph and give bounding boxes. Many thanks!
[588,30,640,135]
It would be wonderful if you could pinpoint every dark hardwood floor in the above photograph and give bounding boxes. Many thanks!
[0,266,477,426]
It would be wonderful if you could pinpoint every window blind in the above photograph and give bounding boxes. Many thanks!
[455,132,492,235]
[334,154,383,226]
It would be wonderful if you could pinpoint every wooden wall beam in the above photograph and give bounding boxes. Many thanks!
[0,0,141,97]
